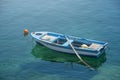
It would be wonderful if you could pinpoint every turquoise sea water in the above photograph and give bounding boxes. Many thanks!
[0,0,120,80]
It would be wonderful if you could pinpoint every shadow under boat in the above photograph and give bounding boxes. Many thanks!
[31,44,107,69]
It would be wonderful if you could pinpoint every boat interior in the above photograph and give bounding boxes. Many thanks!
[54,38,91,48]
[40,33,103,50]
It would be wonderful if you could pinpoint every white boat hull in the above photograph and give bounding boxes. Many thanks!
[31,31,107,57]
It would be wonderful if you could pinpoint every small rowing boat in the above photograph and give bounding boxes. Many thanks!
[31,31,108,57]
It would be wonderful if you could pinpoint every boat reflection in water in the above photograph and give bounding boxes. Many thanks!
[31,44,106,69]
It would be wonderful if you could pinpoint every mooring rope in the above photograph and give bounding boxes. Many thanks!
[65,36,94,70]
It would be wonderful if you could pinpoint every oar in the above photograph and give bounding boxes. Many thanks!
[65,35,94,70]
